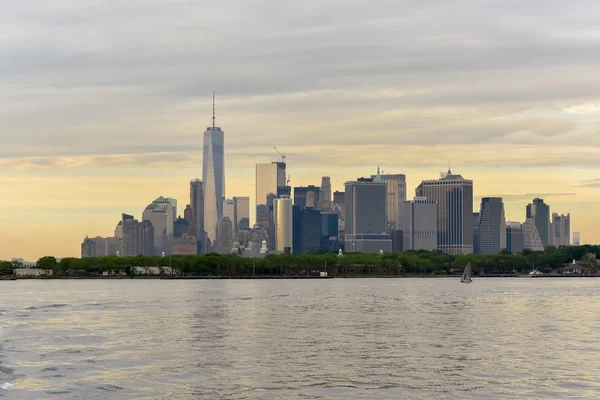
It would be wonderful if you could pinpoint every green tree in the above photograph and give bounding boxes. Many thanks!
[37,256,58,269]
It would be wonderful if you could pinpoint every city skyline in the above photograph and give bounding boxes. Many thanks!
[3,0,600,260]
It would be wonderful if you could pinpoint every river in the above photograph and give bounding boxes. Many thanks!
[1,278,599,399]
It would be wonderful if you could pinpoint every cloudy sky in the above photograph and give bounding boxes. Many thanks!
[2,0,600,260]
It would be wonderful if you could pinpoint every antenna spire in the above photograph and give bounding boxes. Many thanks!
[212,91,216,129]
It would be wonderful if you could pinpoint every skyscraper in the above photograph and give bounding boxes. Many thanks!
[402,197,438,251]
[478,197,506,254]
[217,217,234,254]
[523,218,544,251]
[573,231,581,246]
[371,169,406,232]
[202,94,225,252]
[273,196,293,253]
[294,185,320,209]
[526,198,550,248]
[319,176,332,210]
[142,203,168,255]
[344,179,389,253]
[122,217,139,256]
[416,170,474,255]
[255,163,279,220]
[473,212,480,254]
[292,207,321,254]
[223,199,234,223]
[506,221,524,254]
[137,220,154,256]
[233,196,250,232]
[150,196,174,253]
[190,179,204,252]
[551,213,570,246]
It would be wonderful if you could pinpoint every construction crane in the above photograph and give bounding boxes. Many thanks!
[287,174,291,185]
[273,146,286,163]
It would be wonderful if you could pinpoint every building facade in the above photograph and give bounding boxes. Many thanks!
[217,217,234,254]
[478,197,506,254]
[294,185,321,209]
[255,163,279,220]
[344,180,387,253]
[292,207,321,254]
[137,220,154,256]
[273,196,293,253]
[506,221,524,254]
[526,198,550,248]
[190,179,204,253]
[523,218,544,251]
[473,212,480,254]
[402,197,438,251]
[233,196,250,233]
[371,169,406,232]
[551,213,570,246]
[202,109,225,252]
[573,231,581,246]
[416,170,474,255]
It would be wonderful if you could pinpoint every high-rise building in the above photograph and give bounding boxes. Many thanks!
[137,220,154,256]
[320,212,339,251]
[81,236,96,258]
[292,207,321,254]
[202,95,225,252]
[506,221,524,254]
[233,196,250,232]
[573,231,581,246]
[473,212,480,254]
[523,218,544,251]
[478,197,506,254]
[551,213,570,246]
[526,198,550,248]
[217,217,234,254]
[402,197,438,251]
[416,169,474,255]
[183,204,193,225]
[333,191,345,207]
[294,185,320,209]
[255,163,279,220]
[150,197,174,253]
[319,177,332,210]
[273,196,293,253]
[190,179,204,253]
[142,203,168,255]
[114,214,134,255]
[223,198,234,223]
[173,234,197,255]
[122,218,139,256]
[166,198,177,222]
[344,179,388,253]
[371,168,406,232]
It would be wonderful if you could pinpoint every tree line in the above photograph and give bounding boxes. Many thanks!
[1,245,597,277]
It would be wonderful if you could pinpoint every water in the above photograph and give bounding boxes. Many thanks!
[1,278,600,399]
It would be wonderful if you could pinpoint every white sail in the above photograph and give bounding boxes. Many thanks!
[461,263,472,283]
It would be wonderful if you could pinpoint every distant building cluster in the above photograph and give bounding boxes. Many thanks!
[81,98,574,258]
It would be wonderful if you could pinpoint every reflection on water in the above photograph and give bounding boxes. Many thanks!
[1,279,600,399]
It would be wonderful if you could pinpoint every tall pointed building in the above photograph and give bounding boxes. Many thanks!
[202,93,225,252]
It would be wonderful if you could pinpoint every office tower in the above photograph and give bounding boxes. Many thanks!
[166,198,177,222]
[223,198,234,223]
[292,207,321,254]
[137,220,154,256]
[183,205,193,234]
[526,198,550,248]
[402,197,438,251]
[473,212,480,254]
[294,185,321,209]
[523,218,544,251]
[150,197,174,253]
[344,179,391,253]
[416,169,474,255]
[319,177,332,210]
[478,197,506,254]
[573,231,581,246]
[256,163,279,220]
[202,94,225,252]
[333,191,345,207]
[371,168,406,232]
[122,217,139,256]
[190,179,204,252]
[506,221,524,254]
[551,213,570,246]
[273,196,293,253]
[142,203,168,255]
[174,217,189,239]
[113,214,133,255]
[233,196,250,232]
[217,217,234,254]
[320,212,339,251]
[81,237,95,258]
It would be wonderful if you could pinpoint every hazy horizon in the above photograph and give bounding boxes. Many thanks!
[2,0,600,260]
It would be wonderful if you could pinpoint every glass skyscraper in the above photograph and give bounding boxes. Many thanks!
[202,100,225,252]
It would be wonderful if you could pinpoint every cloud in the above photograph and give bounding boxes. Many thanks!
[575,179,600,188]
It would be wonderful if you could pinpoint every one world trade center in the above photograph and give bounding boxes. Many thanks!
[202,93,225,252]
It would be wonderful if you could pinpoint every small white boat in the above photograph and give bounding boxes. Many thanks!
[460,263,472,283]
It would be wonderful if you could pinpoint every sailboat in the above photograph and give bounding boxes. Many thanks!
[460,263,472,283]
